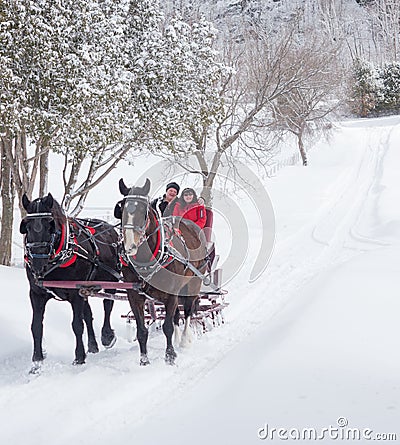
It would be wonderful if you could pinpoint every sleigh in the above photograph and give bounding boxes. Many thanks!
[39,247,228,341]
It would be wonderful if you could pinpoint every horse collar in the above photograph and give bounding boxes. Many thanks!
[51,221,78,268]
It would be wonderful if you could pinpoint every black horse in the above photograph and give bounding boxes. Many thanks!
[20,193,120,373]
[115,178,208,366]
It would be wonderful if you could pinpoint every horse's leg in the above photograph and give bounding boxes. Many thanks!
[173,305,181,347]
[83,300,99,353]
[71,295,86,365]
[128,292,149,366]
[180,278,202,347]
[163,296,178,365]
[101,298,116,349]
[180,296,197,348]
[29,290,48,372]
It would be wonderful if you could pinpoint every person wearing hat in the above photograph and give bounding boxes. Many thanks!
[172,187,207,228]
[151,181,181,216]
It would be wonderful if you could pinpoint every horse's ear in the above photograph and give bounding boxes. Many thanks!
[143,178,150,195]
[22,193,30,211]
[119,178,130,196]
[43,193,54,209]
[19,219,27,234]
[113,202,122,219]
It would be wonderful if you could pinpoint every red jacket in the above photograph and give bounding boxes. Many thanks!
[173,202,207,229]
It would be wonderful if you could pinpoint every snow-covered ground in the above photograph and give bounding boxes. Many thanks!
[1,116,399,444]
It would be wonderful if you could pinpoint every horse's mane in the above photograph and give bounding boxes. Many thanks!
[50,198,67,227]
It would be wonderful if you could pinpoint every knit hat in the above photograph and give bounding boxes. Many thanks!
[166,182,180,193]
[181,187,198,201]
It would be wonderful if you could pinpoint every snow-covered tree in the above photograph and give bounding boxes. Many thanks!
[272,34,343,166]
[0,0,233,262]
[123,4,226,153]
[54,0,134,213]
[349,59,379,117]
[161,18,345,198]
[379,62,400,112]
[157,16,227,150]
[0,0,132,211]
[367,0,400,63]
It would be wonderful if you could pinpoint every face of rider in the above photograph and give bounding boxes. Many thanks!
[183,191,194,204]
[165,187,178,202]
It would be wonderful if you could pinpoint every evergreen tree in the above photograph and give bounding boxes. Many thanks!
[350,59,378,117]
[123,2,226,153]
[379,62,400,113]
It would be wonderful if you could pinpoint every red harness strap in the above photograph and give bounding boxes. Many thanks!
[86,226,96,235]
[54,223,66,256]
[120,256,129,267]
[150,216,161,261]
[54,223,78,268]
[56,223,97,268]
[59,253,77,268]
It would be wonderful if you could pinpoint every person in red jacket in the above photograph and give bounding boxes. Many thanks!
[173,187,207,229]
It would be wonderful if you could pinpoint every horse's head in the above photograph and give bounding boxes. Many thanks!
[119,178,151,256]
[20,193,63,277]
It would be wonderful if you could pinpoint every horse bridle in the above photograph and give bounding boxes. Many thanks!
[122,195,151,248]
[23,212,59,262]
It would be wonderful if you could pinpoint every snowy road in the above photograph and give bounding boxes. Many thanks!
[1,117,399,445]
[128,247,400,444]
[102,121,400,444]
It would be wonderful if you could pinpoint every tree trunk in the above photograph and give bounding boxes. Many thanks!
[0,137,15,266]
[62,153,83,210]
[39,148,49,196]
[199,150,222,207]
[297,131,308,166]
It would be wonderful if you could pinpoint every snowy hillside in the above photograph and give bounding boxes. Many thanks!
[1,116,399,444]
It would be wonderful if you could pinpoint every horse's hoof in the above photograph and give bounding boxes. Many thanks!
[140,354,150,366]
[165,355,176,366]
[180,331,193,348]
[101,330,116,349]
[29,361,42,375]
[165,347,177,365]
[72,358,86,366]
[88,339,99,354]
